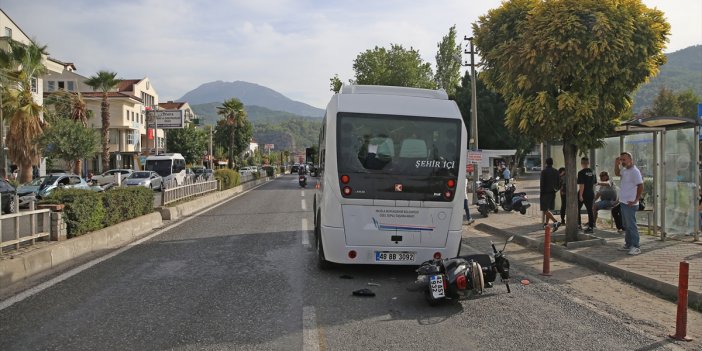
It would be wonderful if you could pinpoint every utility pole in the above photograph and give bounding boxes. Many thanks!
[209,125,213,169]
[464,36,479,151]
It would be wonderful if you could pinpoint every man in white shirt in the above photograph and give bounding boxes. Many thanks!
[614,152,644,255]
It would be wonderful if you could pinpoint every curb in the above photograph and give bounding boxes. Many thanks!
[474,223,702,311]
[0,175,279,291]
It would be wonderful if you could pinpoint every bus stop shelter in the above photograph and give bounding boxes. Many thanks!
[545,115,700,241]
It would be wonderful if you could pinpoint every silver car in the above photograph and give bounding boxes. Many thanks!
[91,169,134,185]
[37,174,91,199]
[124,171,162,190]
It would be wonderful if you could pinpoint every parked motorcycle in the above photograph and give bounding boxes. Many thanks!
[408,236,514,306]
[498,183,531,215]
[299,175,307,188]
[475,178,499,217]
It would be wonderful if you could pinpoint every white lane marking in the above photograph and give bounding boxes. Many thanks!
[302,306,320,351]
[301,199,307,211]
[0,181,271,312]
[301,218,309,246]
[301,190,305,197]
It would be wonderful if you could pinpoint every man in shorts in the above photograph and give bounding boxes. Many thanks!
[540,158,561,232]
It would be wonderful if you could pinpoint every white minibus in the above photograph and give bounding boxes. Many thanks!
[313,85,467,268]
[145,153,187,186]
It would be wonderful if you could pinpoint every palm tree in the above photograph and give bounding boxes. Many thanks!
[85,71,120,172]
[216,98,247,169]
[0,40,48,183]
[45,89,92,173]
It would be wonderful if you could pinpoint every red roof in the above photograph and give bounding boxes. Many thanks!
[116,79,141,92]
[158,101,186,110]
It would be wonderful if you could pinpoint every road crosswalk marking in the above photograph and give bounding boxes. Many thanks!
[301,218,309,246]
[302,306,320,351]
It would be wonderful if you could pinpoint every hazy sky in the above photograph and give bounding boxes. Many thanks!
[3,0,701,109]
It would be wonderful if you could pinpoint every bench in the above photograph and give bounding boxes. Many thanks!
[598,208,655,235]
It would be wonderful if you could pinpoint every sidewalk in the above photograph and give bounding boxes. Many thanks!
[470,171,701,309]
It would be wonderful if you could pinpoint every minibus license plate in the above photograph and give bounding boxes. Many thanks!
[375,251,415,262]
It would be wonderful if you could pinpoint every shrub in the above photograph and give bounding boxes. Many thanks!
[214,169,240,190]
[48,189,106,237]
[102,187,154,226]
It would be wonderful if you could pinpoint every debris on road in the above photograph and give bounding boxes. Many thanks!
[352,288,376,297]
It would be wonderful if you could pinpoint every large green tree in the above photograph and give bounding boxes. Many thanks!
[85,71,120,171]
[166,125,208,165]
[215,98,252,168]
[0,39,47,183]
[45,90,92,174]
[352,44,435,88]
[455,71,535,170]
[434,25,462,97]
[474,0,670,242]
[39,117,99,173]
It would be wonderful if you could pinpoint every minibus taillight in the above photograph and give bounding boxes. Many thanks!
[348,250,357,259]
[340,175,350,184]
[443,191,453,200]
[342,186,352,196]
[447,179,456,188]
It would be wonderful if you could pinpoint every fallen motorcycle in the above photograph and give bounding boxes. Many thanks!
[408,236,513,306]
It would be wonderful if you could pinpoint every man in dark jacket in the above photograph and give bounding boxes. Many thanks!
[540,158,561,232]
[577,157,597,232]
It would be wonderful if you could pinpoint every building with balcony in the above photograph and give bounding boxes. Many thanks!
[42,68,165,173]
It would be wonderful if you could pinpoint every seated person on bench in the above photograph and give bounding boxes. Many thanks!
[593,171,618,227]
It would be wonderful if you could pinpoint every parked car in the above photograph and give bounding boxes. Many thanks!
[16,176,48,197]
[124,171,162,190]
[16,176,49,209]
[1,178,17,214]
[185,168,197,182]
[91,169,134,185]
[239,166,258,176]
[37,174,91,199]
[193,167,214,181]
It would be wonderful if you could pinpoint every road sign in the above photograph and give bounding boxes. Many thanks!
[265,144,274,150]
[147,110,184,129]
[467,151,482,162]
[466,164,474,173]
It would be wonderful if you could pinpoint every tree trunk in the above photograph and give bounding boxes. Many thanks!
[228,127,236,169]
[101,97,110,171]
[563,142,579,243]
[19,160,33,184]
[73,159,82,176]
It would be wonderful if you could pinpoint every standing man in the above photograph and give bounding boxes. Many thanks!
[615,152,644,255]
[464,182,475,225]
[540,158,561,232]
[502,164,511,184]
[577,157,596,233]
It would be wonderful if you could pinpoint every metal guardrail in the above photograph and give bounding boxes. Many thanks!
[0,203,51,253]
[161,178,219,206]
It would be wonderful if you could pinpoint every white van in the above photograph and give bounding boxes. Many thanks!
[145,153,187,186]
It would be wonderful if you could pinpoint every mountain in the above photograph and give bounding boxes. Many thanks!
[190,102,322,151]
[179,80,325,117]
[190,102,317,125]
[633,45,702,112]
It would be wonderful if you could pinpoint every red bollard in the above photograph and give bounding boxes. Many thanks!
[669,261,692,341]
[541,224,552,276]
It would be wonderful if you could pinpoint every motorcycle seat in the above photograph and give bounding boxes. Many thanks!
[457,254,492,268]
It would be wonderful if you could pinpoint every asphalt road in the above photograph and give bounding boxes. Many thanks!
[0,175,674,350]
